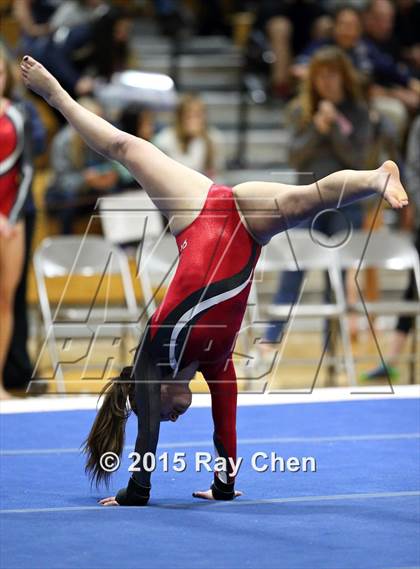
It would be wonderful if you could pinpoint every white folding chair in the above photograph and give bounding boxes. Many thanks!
[336,229,420,382]
[33,235,139,392]
[98,189,166,320]
[98,189,164,246]
[136,233,180,318]
[254,229,356,386]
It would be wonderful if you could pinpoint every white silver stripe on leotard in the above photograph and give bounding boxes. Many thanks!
[0,105,24,176]
[9,163,33,224]
[168,273,252,371]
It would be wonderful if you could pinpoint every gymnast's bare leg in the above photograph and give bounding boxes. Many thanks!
[20,55,408,245]
[232,162,408,245]
[19,56,212,236]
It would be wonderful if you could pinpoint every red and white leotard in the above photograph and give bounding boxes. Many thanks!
[0,101,26,222]
[141,183,262,489]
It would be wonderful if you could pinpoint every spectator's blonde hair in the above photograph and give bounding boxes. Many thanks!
[175,93,215,174]
[294,46,362,126]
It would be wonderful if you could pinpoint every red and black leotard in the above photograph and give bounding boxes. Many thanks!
[124,184,262,504]
[150,182,260,372]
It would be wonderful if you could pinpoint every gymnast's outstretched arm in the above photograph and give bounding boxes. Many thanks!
[20,55,212,234]
[112,329,162,507]
[193,359,242,501]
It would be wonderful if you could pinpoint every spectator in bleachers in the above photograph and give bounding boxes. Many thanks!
[294,5,420,142]
[14,0,95,96]
[119,104,155,147]
[153,94,225,178]
[363,0,399,59]
[49,1,132,80]
[362,114,420,382]
[0,46,44,399]
[1,46,47,395]
[364,0,420,118]
[45,97,121,234]
[14,1,132,97]
[394,0,420,79]
[195,0,229,36]
[153,0,184,37]
[13,0,60,46]
[249,0,333,98]
[340,1,408,333]
[153,0,228,37]
[261,47,371,350]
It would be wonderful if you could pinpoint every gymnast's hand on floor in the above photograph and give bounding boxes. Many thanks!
[98,496,119,507]
[99,478,151,506]
[192,489,243,500]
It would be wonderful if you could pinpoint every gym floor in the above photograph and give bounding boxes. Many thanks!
[1,387,419,569]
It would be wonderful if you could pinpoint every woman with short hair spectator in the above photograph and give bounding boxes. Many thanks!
[363,0,399,59]
[261,46,372,350]
[153,94,225,178]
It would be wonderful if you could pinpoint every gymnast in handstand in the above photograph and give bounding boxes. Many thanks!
[20,55,408,506]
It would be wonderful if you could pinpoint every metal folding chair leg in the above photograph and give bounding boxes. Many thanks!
[339,313,357,386]
[33,327,66,394]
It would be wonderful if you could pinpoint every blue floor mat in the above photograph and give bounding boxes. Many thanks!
[1,398,419,569]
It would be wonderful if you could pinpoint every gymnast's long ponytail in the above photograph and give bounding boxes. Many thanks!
[82,366,136,487]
